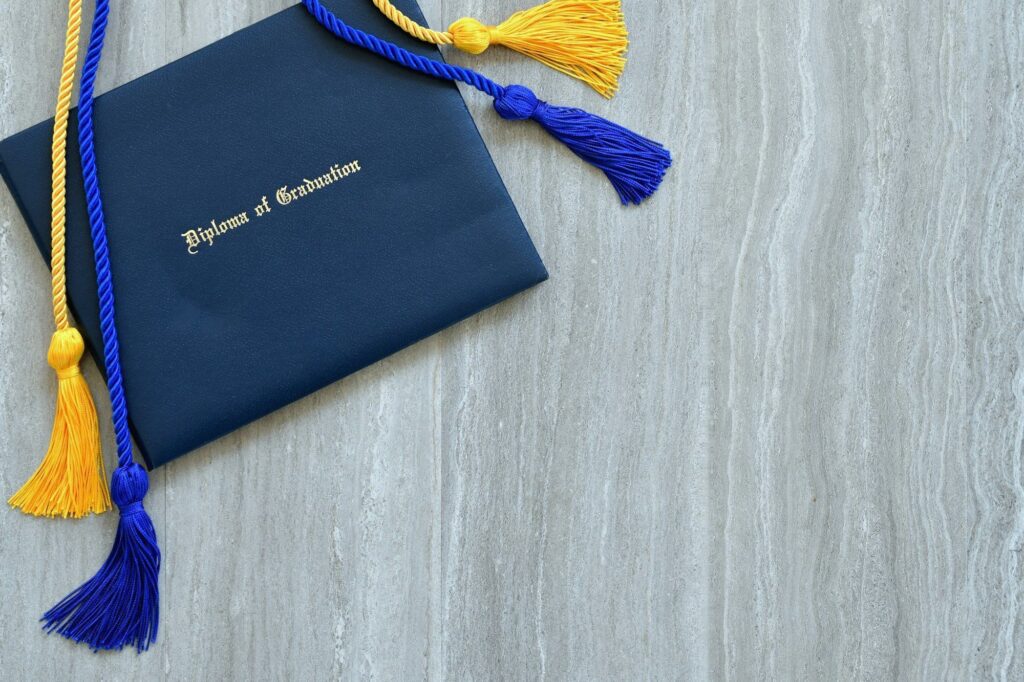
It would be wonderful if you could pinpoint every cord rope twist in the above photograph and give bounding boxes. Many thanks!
[49,0,83,330]
[78,0,133,468]
[371,0,452,44]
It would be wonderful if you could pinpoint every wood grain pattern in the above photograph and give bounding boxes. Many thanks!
[1,0,1022,679]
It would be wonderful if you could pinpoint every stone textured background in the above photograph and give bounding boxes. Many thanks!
[1,0,1022,679]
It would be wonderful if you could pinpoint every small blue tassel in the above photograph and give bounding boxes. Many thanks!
[42,464,160,652]
[493,85,672,205]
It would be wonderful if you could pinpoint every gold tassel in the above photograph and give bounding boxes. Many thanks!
[9,329,110,517]
[372,0,629,98]
[9,0,110,518]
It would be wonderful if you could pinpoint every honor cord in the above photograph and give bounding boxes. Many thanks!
[42,0,161,652]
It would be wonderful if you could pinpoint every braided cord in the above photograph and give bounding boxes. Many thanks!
[50,0,84,330]
[78,0,133,468]
[371,0,453,44]
[303,0,503,99]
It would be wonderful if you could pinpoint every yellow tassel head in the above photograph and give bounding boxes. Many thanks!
[8,328,110,518]
[48,325,86,373]
[448,17,494,55]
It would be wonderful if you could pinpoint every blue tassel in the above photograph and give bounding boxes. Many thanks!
[493,85,672,205]
[42,463,160,652]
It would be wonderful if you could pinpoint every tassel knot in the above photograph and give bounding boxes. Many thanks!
[55,366,81,380]
[494,84,544,121]
[111,462,149,508]
[47,327,86,371]
[448,17,494,55]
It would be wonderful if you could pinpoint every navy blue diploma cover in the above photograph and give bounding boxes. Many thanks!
[0,0,547,468]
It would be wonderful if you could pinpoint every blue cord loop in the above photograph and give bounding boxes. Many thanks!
[494,84,546,121]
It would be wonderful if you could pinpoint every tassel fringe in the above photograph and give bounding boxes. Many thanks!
[494,85,671,204]
[8,328,110,518]
[43,463,160,652]
[448,0,628,98]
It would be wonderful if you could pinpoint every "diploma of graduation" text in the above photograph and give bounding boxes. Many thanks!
[180,160,362,255]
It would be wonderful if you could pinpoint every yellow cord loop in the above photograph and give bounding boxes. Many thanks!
[9,0,110,518]
[374,0,628,98]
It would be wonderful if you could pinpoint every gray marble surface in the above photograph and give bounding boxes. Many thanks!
[1,0,1022,680]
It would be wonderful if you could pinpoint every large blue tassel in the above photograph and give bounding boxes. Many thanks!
[42,0,161,652]
[43,464,160,652]
[492,84,671,205]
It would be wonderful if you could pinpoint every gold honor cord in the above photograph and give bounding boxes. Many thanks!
[371,0,628,98]
[8,0,110,518]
